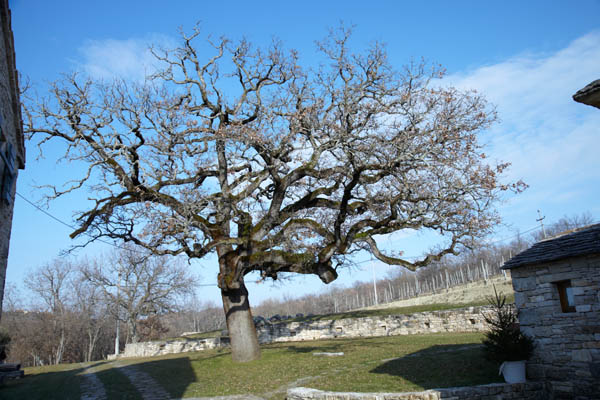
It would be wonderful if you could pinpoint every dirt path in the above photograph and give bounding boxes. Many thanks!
[115,362,173,400]
[79,364,107,400]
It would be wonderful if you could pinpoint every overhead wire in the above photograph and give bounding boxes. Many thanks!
[17,190,575,287]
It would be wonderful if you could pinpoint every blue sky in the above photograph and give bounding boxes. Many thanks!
[6,0,600,306]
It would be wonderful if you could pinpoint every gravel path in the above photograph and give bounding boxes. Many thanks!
[79,364,107,400]
[115,363,173,400]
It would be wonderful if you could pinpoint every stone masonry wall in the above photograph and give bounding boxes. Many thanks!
[0,0,25,321]
[122,337,222,358]
[511,255,600,399]
[256,306,489,344]
[123,306,491,358]
[286,382,544,400]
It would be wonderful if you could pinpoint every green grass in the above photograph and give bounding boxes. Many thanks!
[1,332,500,400]
[124,332,500,399]
[0,362,83,400]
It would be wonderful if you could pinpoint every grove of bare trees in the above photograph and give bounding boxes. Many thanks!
[24,26,525,361]
[82,245,196,344]
[1,246,196,366]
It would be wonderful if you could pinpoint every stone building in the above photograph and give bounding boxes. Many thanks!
[502,224,600,399]
[0,0,25,321]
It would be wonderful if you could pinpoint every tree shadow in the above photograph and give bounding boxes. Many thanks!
[1,361,109,400]
[103,356,197,399]
[283,343,345,353]
[370,343,502,389]
[0,355,199,400]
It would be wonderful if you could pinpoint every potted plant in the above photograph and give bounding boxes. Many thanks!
[482,286,534,383]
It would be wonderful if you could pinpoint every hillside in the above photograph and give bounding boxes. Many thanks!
[361,275,514,311]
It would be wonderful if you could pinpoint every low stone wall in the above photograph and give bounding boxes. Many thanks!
[256,306,490,344]
[286,382,544,400]
[123,306,492,358]
[122,337,223,358]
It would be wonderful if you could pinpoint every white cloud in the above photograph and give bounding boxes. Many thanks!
[76,34,177,81]
[445,31,600,226]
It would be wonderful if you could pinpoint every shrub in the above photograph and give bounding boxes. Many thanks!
[0,328,11,362]
[482,286,534,362]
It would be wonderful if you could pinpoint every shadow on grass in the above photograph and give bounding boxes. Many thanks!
[370,343,502,389]
[283,342,345,353]
[1,356,198,400]
[122,355,197,399]
[0,361,108,400]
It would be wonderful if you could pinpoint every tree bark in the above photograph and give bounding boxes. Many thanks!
[127,318,138,343]
[221,282,260,362]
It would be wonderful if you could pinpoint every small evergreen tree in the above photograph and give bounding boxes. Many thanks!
[482,286,534,362]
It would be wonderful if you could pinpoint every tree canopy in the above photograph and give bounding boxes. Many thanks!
[23,26,524,361]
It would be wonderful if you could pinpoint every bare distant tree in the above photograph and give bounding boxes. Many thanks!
[23,26,524,361]
[532,212,595,241]
[25,260,73,364]
[1,282,22,313]
[176,295,225,334]
[72,269,112,362]
[82,246,197,343]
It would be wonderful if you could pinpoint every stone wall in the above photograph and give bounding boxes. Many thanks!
[123,306,492,358]
[511,255,600,399]
[256,306,489,344]
[286,382,544,400]
[0,0,25,322]
[122,337,223,358]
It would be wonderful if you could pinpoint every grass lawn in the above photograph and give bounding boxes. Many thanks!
[158,332,500,398]
[1,363,83,400]
[1,332,500,399]
[2,333,501,399]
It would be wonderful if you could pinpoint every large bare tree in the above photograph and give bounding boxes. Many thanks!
[23,26,524,361]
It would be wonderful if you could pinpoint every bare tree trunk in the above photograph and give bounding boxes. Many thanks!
[86,324,101,362]
[55,332,65,365]
[221,282,260,362]
[127,318,138,343]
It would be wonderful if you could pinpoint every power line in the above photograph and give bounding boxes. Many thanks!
[16,191,78,231]
[483,225,540,245]
[16,191,133,252]
[20,190,592,288]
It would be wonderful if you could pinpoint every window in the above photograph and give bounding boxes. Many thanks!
[556,280,576,313]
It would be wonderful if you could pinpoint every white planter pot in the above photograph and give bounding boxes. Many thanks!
[499,360,527,383]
